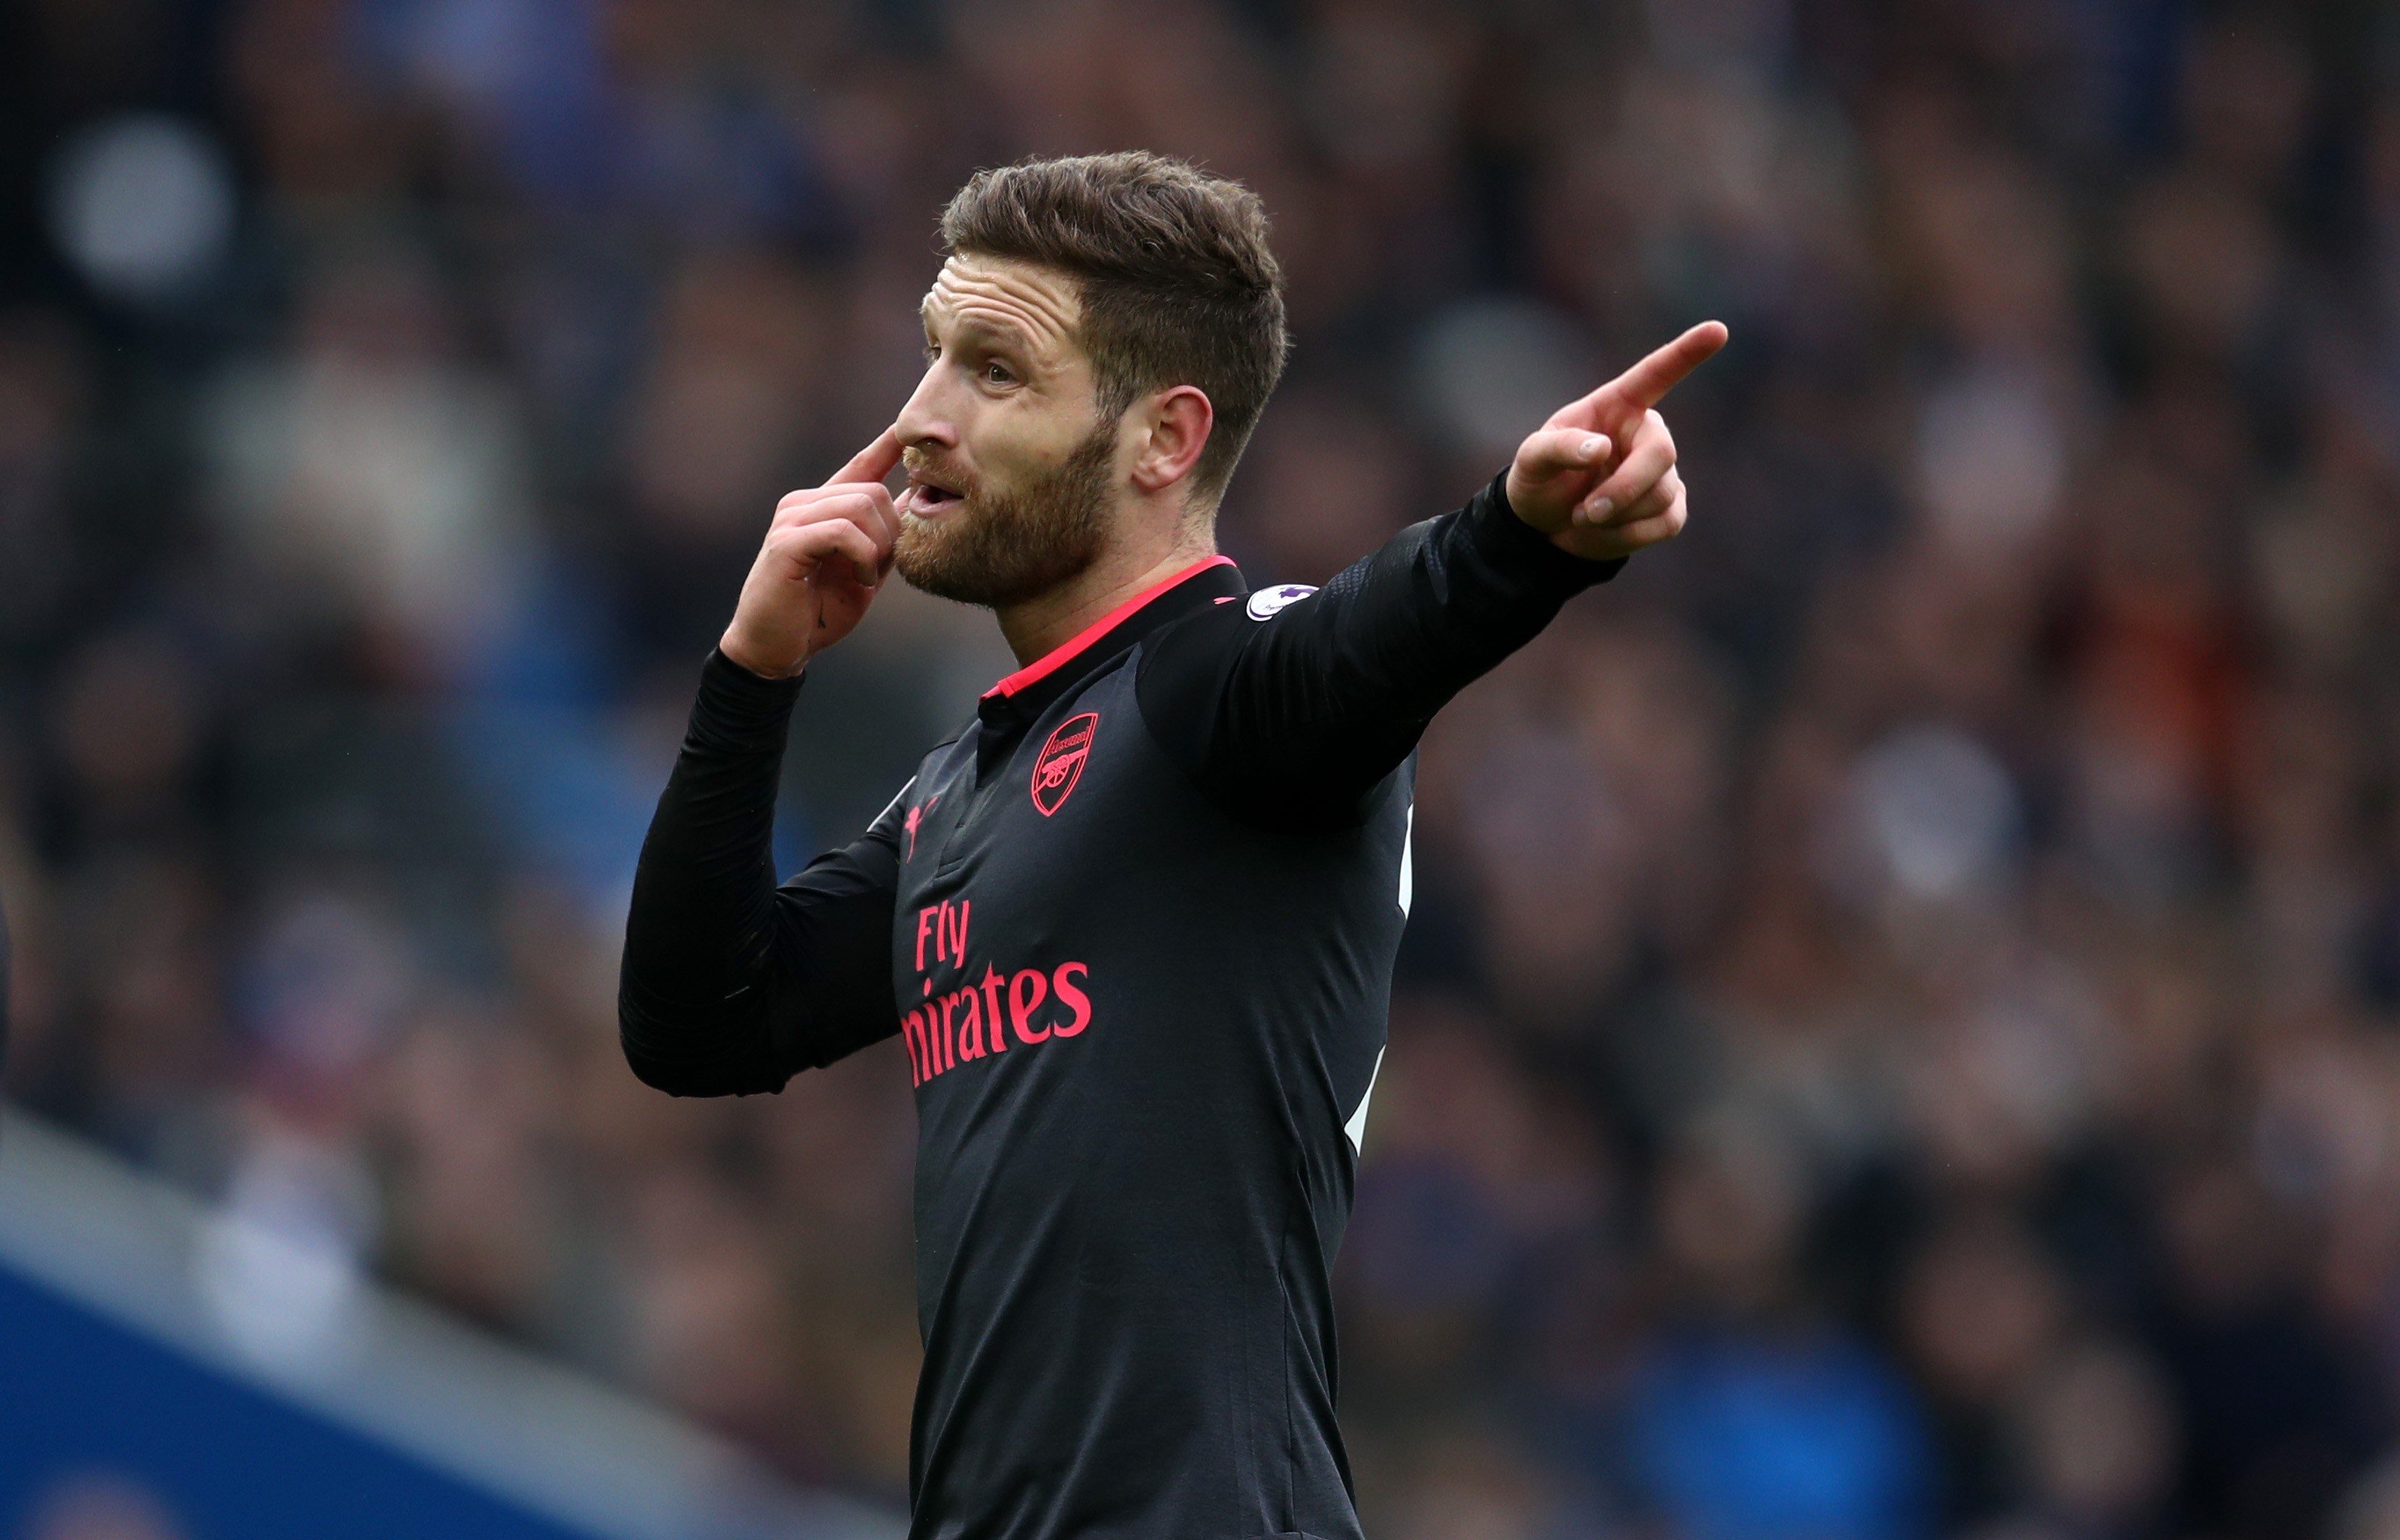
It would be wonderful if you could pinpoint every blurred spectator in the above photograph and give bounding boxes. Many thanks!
[1900,1215,2069,1530]
[202,247,533,681]
[2007,1337,2179,1539]
[1627,1122,1931,1540]
[0,315,87,652]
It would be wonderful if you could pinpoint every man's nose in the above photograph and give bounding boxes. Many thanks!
[894,363,960,451]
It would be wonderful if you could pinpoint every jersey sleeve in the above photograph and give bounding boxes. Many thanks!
[1136,472,1624,829]
[618,650,903,1097]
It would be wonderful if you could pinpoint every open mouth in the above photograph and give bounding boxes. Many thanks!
[902,474,965,518]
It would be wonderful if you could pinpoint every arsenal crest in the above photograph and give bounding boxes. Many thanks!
[1030,712,1098,817]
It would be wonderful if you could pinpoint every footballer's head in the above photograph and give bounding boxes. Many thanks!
[891,151,1290,608]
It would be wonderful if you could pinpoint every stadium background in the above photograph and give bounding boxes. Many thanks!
[4,1,2400,1537]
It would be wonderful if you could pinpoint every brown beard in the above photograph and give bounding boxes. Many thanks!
[894,418,1118,608]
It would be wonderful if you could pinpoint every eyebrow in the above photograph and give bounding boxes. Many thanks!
[920,294,1043,355]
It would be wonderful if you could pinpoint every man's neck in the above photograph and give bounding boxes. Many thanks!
[995,520,1217,665]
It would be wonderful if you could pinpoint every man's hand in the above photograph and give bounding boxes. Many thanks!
[1505,321,1728,562]
[720,430,905,679]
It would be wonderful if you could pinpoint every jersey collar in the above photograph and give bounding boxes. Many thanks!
[978,555,1245,725]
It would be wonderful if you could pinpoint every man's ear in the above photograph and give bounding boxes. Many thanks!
[1130,386,1214,494]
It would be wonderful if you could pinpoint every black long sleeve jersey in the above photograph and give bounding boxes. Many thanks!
[618,475,1621,1540]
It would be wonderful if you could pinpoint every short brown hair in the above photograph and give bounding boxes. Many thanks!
[939,151,1290,505]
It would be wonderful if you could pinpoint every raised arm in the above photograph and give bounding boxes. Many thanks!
[1137,324,1726,828]
[618,435,910,1095]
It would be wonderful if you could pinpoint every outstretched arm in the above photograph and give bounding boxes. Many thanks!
[1138,324,1726,829]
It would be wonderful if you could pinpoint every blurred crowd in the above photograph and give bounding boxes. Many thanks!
[4,0,2400,1537]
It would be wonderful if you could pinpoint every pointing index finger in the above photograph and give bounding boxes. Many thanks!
[823,426,903,488]
[1608,321,1729,411]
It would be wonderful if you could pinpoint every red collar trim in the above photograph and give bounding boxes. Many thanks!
[984,556,1235,699]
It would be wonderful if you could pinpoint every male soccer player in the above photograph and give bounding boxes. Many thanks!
[618,152,1723,1539]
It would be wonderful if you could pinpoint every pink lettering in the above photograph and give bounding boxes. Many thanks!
[1010,970,1049,1043]
[957,988,986,1060]
[915,907,939,972]
[1050,963,1091,1038]
[978,966,1007,1051]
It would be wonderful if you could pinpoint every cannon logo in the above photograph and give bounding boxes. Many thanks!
[1031,712,1098,817]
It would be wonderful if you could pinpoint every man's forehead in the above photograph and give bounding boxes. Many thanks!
[920,254,1081,346]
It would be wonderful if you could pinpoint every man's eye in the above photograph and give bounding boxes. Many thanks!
[923,342,941,363]
[984,361,1015,384]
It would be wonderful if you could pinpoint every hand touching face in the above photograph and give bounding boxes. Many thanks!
[717,431,903,679]
[1504,321,1728,562]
